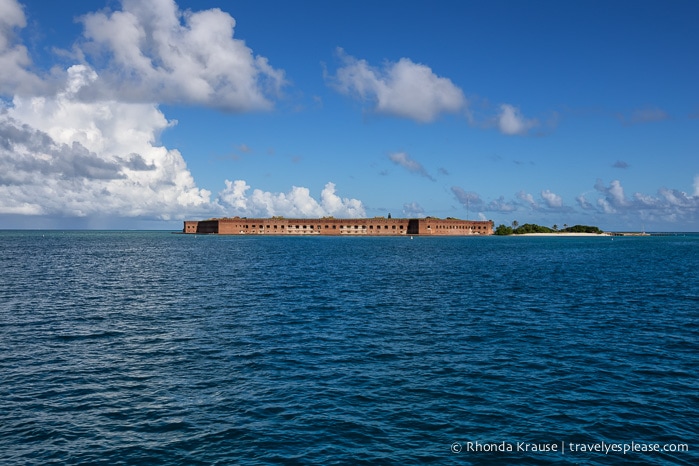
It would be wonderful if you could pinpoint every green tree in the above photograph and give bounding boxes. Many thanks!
[514,223,554,234]
[563,224,603,234]
[494,224,514,235]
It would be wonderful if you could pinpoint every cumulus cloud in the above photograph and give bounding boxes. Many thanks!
[516,190,538,208]
[452,187,519,213]
[576,194,594,210]
[541,189,563,208]
[497,104,539,136]
[494,189,569,212]
[451,186,483,208]
[388,152,434,180]
[486,196,518,212]
[217,180,365,218]
[589,179,698,224]
[453,178,697,228]
[0,65,212,219]
[402,202,425,217]
[0,0,46,95]
[329,48,466,123]
[1,66,361,221]
[75,0,285,110]
[613,160,630,169]
[327,50,550,137]
[594,179,628,213]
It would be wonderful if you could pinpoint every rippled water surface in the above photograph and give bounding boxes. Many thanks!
[1,231,697,465]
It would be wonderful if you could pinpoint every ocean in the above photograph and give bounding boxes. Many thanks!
[1,231,697,465]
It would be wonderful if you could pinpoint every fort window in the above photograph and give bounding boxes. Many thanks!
[392,225,396,229]
[333,225,337,229]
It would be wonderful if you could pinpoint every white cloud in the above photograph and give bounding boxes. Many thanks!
[402,202,425,217]
[452,187,521,214]
[694,175,699,197]
[330,49,466,123]
[594,179,628,210]
[0,65,212,219]
[576,194,594,210]
[596,198,615,214]
[541,189,563,208]
[516,190,538,208]
[608,180,627,206]
[497,104,538,135]
[388,152,434,180]
[451,186,483,208]
[487,196,517,212]
[0,0,46,95]
[1,61,362,222]
[217,180,365,218]
[77,0,285,110]
[0,0,24,27]
[590,179,698,224]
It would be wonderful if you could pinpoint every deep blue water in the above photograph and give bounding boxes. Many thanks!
[1,231,697,465]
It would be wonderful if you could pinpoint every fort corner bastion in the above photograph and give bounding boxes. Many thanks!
[183,217,494,236]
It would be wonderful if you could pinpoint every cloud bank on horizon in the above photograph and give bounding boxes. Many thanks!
[0,0,697,230]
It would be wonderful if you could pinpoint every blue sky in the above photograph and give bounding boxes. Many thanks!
[1,0,697,231]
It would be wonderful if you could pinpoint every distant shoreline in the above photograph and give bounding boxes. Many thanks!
[515,232,611,237]
[516,232,692,237]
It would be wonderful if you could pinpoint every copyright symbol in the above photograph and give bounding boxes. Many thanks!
[451,442,462,453]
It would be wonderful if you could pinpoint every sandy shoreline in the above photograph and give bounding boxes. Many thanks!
[515,232,611,237]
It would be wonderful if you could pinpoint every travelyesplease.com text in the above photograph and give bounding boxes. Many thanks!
[450,440,689,455]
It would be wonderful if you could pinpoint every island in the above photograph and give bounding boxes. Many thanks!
[493,223,605,236]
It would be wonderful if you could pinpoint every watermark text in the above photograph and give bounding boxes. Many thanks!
[450,440,690,456]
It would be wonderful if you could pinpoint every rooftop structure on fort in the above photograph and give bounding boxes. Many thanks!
[183,216,494,236]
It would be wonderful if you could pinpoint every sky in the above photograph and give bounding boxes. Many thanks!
[1,0,697,231]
